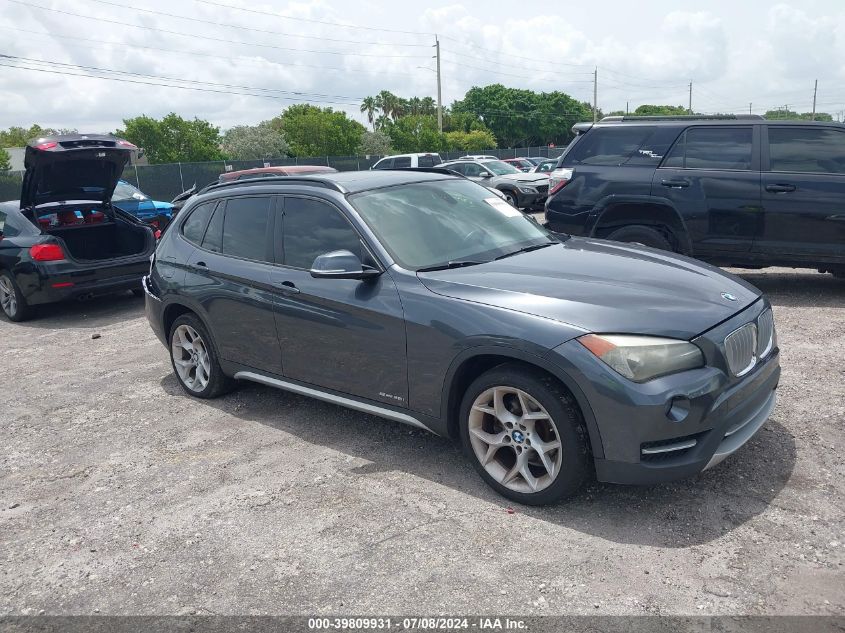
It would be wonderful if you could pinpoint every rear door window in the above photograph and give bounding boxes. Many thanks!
[566,126,657,166]
[393,156,412,168]
[662,127,753,170]
[181,202,216,245]
[201,203,224,253]
[768,127,845,174]
[221,196,273,262]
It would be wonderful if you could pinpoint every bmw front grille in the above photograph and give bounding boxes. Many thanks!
[724,309,775,377]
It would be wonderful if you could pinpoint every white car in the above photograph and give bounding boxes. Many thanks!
[371,153,443,170]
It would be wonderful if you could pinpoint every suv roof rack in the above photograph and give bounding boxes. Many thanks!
[200,176,345,195]
[600,114,765,122]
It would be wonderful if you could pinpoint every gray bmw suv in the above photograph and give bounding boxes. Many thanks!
[144,170,780,505]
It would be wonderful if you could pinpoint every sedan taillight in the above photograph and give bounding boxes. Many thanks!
[30,243,66,261]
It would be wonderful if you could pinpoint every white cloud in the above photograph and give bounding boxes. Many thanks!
[0,0,843,135]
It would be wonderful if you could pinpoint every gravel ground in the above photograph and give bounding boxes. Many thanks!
[0,268,843,617]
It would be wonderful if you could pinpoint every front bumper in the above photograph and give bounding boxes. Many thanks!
[551,300,780,485]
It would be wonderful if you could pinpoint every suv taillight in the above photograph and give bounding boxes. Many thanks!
[548,168,574,195]
[30,243,66,261]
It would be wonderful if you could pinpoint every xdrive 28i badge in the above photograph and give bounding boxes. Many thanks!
[721,292,738,302]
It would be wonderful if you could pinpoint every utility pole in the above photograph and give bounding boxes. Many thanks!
[749,102,752,115]
[592,67,598,123]
[435,36,443,133]
[812,79,818,121]
[626,101,629,115]
[688,82,692,115]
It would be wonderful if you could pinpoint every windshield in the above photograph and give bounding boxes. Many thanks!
[348,179,553,270]
[112,181,148,202]
[481,160,522,175]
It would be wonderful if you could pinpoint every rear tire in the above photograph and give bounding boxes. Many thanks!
[0,271,32,322]
[459,363,591,505]
[169,313,235,398]
[606,225,673,251]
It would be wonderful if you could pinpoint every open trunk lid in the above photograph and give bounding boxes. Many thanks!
[20,134,136,212]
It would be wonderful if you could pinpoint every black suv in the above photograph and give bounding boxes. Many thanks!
[545,116,845,277]
[144,170,779,505]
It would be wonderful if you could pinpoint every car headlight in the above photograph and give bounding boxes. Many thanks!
[578,334,704,382]
[517,185,538,194]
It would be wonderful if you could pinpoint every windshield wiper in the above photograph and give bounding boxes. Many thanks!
[493,242,555,261]
[417,260,487,272]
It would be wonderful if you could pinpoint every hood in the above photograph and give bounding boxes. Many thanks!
[21,135,134,209]
[417,237,761,340]
[494,172,549,185]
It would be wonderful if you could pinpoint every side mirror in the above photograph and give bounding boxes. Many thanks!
[310,250,381,280]
[480,172,492,178]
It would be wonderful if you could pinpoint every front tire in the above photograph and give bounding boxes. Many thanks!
[0,271,32,322]
[459,363,590,505]
[606,225,673,251]
[169,314,234,398]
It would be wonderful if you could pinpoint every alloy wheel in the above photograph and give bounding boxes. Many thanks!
[171,324,211,392]
[467,386,563,493]
[0,275,17,318]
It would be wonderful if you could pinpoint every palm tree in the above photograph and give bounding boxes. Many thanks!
[378,90,401,121]
[360,96,377,130]
[420,97,436,116]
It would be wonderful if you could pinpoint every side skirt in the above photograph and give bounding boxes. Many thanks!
[233,370,438,435]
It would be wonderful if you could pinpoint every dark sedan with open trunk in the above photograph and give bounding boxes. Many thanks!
[0,134,156,321]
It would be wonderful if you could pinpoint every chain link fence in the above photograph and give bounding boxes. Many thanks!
[0,146,566,204]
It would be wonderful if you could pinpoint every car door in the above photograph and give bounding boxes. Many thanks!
[756,125,845,260]
[269,195,409,406]
[183,194,284,375]
[654,125,761,256]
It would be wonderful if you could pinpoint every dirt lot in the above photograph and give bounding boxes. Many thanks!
[1,268,843,617]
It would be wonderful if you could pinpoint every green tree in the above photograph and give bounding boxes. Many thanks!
[0,147,11,171]
[445,129,497,152]
[452,84,592,147]
[384,115,446,153]
[0,125,77,147]
[764,108,833,121]
[272,105,366,156]
[117,114,223,163]
[630,104,689,116]
[359,130,393,155]
[222,121,288,160]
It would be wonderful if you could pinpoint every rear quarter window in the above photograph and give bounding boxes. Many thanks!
[564,126,659,166]
[181,201,216,245]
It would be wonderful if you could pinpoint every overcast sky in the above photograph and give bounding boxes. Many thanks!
[1,0,844,133]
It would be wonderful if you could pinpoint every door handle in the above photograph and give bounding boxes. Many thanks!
[765,184,796,193]
[661,179,690,188]
[275,280,300,294]
[189,261,208,271]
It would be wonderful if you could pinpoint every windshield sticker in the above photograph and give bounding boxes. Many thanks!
[485,197,522,217]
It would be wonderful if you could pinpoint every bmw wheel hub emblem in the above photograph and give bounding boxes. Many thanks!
[721,292,738,302]
[512,430,525,443]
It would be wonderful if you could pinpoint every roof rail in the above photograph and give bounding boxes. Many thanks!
[199,175,345,195]
[600,114,765,122]
[384,167,460,176]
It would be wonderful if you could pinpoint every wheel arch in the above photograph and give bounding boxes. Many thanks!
[591,196,693,255]
[161,300,212,343]
[440,346,605,459]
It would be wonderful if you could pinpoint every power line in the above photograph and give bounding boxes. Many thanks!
[83,0,431,48]
[1,55,365,100]
[4,0,431,59]
[0,25,422,79]
[192,0,434,37]
[0,57,363,106]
